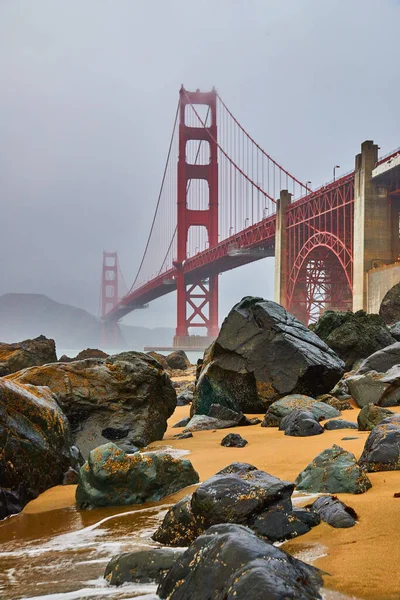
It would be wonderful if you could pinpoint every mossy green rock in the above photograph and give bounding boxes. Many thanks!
[313,310,395,370]
[76,443,199,509]
[295,444,372,494]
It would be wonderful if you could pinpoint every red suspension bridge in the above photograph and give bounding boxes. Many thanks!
[101,86,400,348]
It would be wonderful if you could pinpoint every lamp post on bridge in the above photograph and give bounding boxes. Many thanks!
[333,165,340,182]
[306,181,312,190]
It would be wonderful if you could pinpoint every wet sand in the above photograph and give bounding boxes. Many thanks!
[21,403,400,599]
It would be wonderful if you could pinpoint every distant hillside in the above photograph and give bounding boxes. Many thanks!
[0,294,174,352]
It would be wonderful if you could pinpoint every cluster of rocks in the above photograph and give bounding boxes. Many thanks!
[0,339,182,517]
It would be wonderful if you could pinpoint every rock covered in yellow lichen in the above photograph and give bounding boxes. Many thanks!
[76,442,199,509]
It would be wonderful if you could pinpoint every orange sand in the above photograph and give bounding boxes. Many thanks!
[24,402,400,599]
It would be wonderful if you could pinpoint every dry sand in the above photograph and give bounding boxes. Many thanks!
[24,402,400,599]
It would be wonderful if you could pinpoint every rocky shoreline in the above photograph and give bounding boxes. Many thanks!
[2,294,400,598]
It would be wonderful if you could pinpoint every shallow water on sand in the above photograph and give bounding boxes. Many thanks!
[0,500,170,600]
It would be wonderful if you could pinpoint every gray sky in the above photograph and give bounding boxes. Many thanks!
[1,0,399,329]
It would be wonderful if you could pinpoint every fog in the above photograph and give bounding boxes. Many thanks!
[0,0,399,336]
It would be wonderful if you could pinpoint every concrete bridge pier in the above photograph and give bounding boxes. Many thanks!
[274,189,292,308]
[352,141,393,311]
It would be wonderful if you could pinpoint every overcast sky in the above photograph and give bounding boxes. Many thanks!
[1,0,399,330]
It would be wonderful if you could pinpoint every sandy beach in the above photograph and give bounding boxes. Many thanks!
[22,402,400,600]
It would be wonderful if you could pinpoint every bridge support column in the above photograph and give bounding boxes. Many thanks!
[353,141,393,311]
[274,190,291,307]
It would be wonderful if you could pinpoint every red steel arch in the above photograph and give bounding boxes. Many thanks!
[285,174,354,322]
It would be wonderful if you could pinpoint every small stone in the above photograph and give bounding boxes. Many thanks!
[324,419,357,430]
[172,417,191,428]
[310,495,357,528]
[221,433,248,447]
[173,432,193,440]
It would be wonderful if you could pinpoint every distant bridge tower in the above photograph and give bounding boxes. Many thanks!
[101,251,119,318]
[174,87,219,347]
[100,251,121,348]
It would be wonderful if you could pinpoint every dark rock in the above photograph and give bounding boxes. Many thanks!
[292,507,321,528]
[153,495,202,546]
[147,351,169,370]
[172,417,191,428]
[330,377,352,400]
[58,354,73,363]
[389,322,400,342]
[166,350,191,371]
[295,444,372,494]
[324,419,357,430]
[0,489,22,520]
[357,342,400,375]
[310,495,357,528]
[313,310,395,370]
[279,409,324,437]
[342,437,359,440]
[76,443,199,509]
[251,505,313,541]
[62,467,79,485]
[347,366,400,408]
[194,297,344,416]
[153,462,294,546]
[262,394,340,427]
[208,403,249,425]
[221,433,248,447]
[317,393,353,411]
[6,351,176,458]
[173,431,193,440]
[74,348,109,361]
[357,404,394,431]
[380,283,400,325]
[0,335,57,376]
[183,414,238,432]
[247,417,262,425]
[359,415,400,472]
[0,378,76,517]
[104,547,183,585]
[157,523,324,600]
[176,390,193,406]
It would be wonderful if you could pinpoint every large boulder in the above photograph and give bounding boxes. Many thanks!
[262,394,340,427]
[0,378,76,517]
[312,310,395,370]
[0,335,57,376]
[166,350,191,371]
[357,342,400,375]
[346,365,400,408]
[157,523,324,600]
[76,443,199,509]
[379,283,400,325]
[5,351,176,457]
[153,462,318,546]
[359,415,400,472]
[295,445,372,494]
[279,409,324,437]
[105,548,183,586]
[357,404,394,431]
[194,297,344,416]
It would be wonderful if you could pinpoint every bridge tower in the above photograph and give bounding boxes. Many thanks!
[100,251,121,347]
[174,87,219,348]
